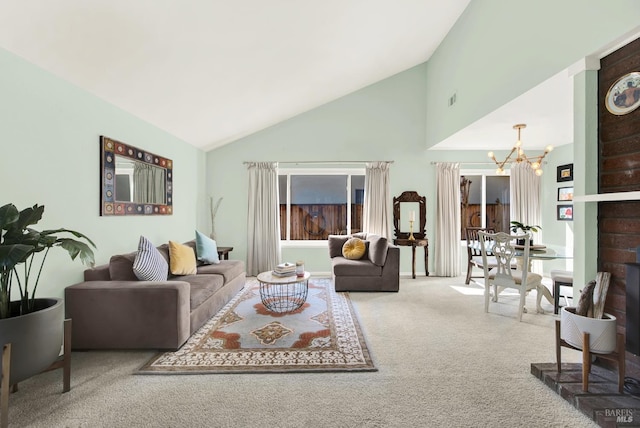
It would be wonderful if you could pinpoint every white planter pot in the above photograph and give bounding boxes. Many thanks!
[560,306,617,354]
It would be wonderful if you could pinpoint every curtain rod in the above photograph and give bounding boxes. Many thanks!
[430,161,496,165]
[243,160,394,165]
[429,161,547,165]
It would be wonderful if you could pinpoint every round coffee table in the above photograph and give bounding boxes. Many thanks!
[256,271,311,313]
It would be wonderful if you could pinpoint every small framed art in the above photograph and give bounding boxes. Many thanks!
[557,186,573,201]
[557,164,573,182]
[557,205,573,221]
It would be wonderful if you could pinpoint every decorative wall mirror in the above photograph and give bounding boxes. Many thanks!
[100,136,173,216]
[393,191,426,239]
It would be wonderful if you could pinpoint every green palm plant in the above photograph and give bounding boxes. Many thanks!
[509,220,541,234]
[0,203,96,319]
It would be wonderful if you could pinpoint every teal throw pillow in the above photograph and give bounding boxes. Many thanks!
[133,236,168,281]
[196,230,220,264]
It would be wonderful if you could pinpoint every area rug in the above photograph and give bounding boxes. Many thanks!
[137,277,376,374]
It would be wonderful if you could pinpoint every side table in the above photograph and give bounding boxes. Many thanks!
[256,271,311,313]
[393,238,429,279]
[217,246,233,260]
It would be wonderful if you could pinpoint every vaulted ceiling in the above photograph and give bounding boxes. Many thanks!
[0,1,473,151]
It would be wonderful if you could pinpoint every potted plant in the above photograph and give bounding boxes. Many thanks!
[509,221,541,246]
[0,203,96,385]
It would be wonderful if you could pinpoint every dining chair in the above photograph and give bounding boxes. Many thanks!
[478,231,544,321]
[464,227,495,284]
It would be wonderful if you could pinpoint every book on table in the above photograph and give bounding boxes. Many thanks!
[274,262,296,275]
[271,270,296,277]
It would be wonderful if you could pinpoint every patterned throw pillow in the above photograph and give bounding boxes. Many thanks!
[168,241,197,275]
[133,236,168,281]
[195,230,220,264]
[342,237,366,260]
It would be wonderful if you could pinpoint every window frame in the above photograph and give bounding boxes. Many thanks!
[278,167,365,247]
[460,168,511,238]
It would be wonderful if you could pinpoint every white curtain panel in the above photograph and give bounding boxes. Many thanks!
[246,162,281,276]
[510,163,542,235]
[434,162,461,277]
[362,161,391,238]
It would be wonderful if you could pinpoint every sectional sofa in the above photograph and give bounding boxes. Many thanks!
[65,240,245,350]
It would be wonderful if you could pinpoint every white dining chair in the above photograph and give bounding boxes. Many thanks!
[478,231,544,321]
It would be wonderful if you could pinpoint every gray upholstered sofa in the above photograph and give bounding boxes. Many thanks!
[328,233,400,292]
[65,240,245,350]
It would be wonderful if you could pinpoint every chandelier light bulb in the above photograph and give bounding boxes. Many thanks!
[489,124,548,176]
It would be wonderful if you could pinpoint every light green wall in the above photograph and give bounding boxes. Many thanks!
[205,48,569,276]
[425,0,640,147]
[0,48,207,300]
[207,63,433,275]
[540,143,574,275]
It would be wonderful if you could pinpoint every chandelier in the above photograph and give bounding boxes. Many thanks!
[487,124,553,176]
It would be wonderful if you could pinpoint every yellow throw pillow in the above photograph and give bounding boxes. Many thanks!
[342,237,366,260]
[168,241,197,275]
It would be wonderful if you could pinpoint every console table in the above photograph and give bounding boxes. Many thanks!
[217,246,233,260]
[393,238,429,279]
[392,191,429,279]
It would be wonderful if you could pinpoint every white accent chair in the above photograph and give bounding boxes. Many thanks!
[478,231,544,321]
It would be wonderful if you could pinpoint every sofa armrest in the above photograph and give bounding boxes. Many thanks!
[65,280,191,350]
[380,245,400,291]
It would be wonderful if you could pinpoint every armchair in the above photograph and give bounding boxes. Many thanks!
[328,233,400,292]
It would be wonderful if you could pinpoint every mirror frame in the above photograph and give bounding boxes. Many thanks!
[100,136,173,216]
[392,191,426,239]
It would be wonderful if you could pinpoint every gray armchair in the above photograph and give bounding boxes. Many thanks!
[328,233,400,292]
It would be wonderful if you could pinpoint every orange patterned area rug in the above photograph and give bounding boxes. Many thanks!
[137,278,376,374]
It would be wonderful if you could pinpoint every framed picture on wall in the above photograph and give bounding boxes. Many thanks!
[557,205,573,221]
[557,186,573,201]
[557,164,573,182]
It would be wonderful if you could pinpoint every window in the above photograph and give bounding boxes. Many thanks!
[278,168,365,242]
[460,171,510,238]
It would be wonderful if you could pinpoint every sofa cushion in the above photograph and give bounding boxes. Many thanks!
[170,274,225,310]
[367,234,388,266]
[328,235,350,258]
[156,243,171,264]
[195,230,220,264]
[352,232,367,240]
[332,257,382,276]
[133,236,169,281]
[343,238,366,260]
[169,241,198,275]
[109,252,138,281]
[196,260,245,283]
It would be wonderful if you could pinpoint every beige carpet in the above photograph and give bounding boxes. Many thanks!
[8,276,597,427]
